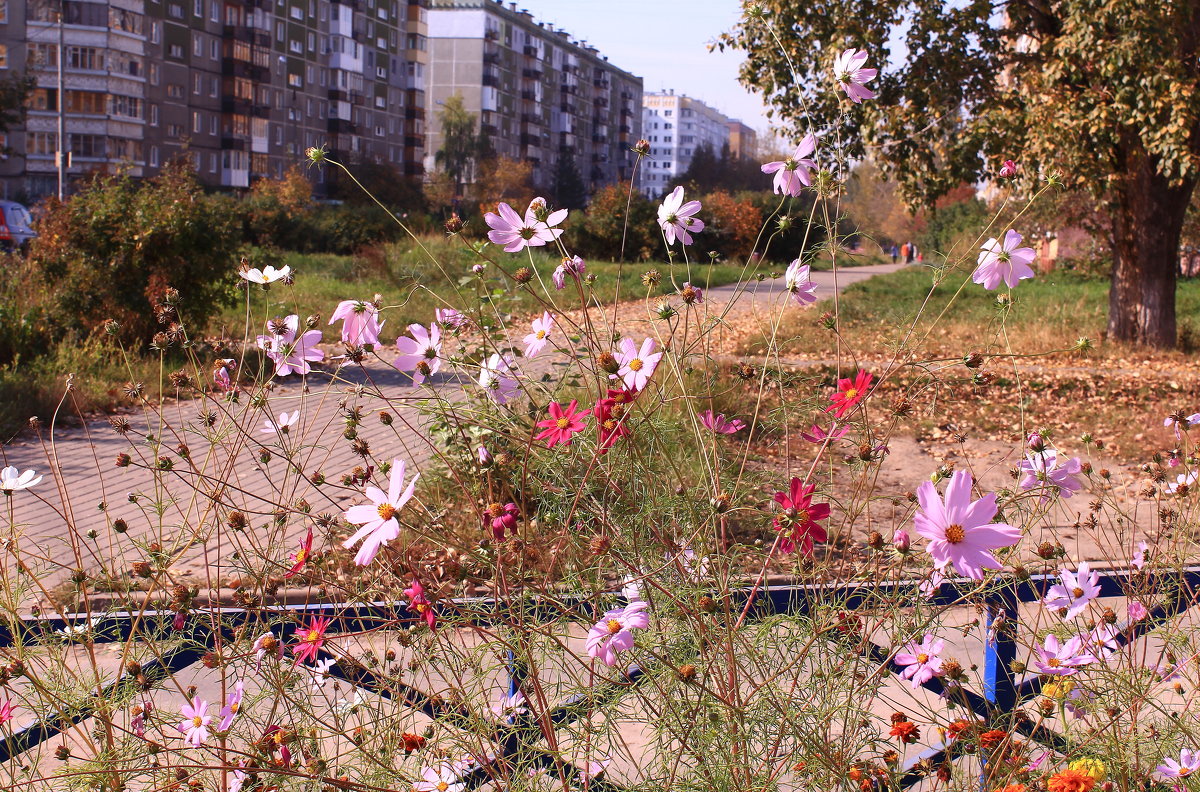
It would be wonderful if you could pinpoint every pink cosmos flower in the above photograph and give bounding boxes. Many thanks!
[1083,623,1120,656]
[679,282,704,305]
[394,323,443,385]
[261,410,299,435]
[478,353,518,404]
[292,615,332,666]
[1019,450,1084,501]
[342,458,419,566]
[523,312,555,357]
[253,631,282,669]
[491,690,527,721]
[329,300,384,347]
[218,680,244,731]
[285,530,313,578]
[586,600,650,666]
[772,477,831,556]
[1042,561,1100,619]
[972,230,1036,290]
[484,501,520,541]
[477,446,492,466]
[800,423,850,444]
[405,579,438,630]
[615,337,663,392]
[892,528,911,553]
[1157,749,1200,779]
[177,697,212,747]
[414,762,466,792]
[1032,633,1096,676]
[895,634,943,689]
[999,160,1018,178]
[212,358,236,392]
[435,307,468,330]
[256,315,324,377]
[833,48,877,103]
[826,370,872,418]
[699,410,745,435]
[130,701,149,737]
[484,198,566,252]
[913,469,1021,580]
[1167,470,1198,494]
[1132,540,1150,569]
[1129,600,1149,622]
[552,255,586,290]
[0,700,13,725]
[0,466,42,493]
[761,133,817,196]
[535,400,588,448]
[657,186,705,246]
[785,259,818,305]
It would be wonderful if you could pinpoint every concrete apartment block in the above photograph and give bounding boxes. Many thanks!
[638,90,734,198]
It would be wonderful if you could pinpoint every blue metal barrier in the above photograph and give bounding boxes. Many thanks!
[1,565,1196,789]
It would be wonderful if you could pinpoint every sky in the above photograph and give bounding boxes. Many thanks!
[504,0,773,132]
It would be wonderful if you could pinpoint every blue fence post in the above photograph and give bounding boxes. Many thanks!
[982,586,1019,712]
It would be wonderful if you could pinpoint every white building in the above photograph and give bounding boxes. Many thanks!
[638,90,731,198]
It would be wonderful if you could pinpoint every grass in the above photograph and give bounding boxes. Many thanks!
[211,236,765,338]
[743,264,1200,365]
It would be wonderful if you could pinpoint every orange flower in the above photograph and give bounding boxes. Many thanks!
[1046,768,1097,792]
[979,729,1009,750]
[400,732,426,753]
[890,721,921,743]
[994,785,1028,792]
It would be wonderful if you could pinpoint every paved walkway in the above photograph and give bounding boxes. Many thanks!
[0,262,907,602]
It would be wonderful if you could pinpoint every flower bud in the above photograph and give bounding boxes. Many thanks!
[892,529,910,553]
[633,139,650,156]
[444,213,464,234]
[597,352,620,374]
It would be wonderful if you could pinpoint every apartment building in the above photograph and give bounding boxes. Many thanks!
[0,0,427,201]
[726,119,757,160]
[425,0,642,195]
[638,91,731,198]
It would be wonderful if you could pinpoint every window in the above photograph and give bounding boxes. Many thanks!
[151,21,161,44]
[110,7,143,32]
[664,136,673,143]
[149,146,159,167]
[168,44,184,60]
[0,44,7,69]
[211,39,218,60]
[276,22,284,42]
[663,109,673,117]
[194,0,203,15]
[209,76,218,97]
[109,95,141,119]
[149,104,159,125]
[166,123,184,137]
[149,63,159,85]
[210,1,219,21]
[307,32,314,51]
[193,34,203,57]
[209,152,217,173]
[0,1,6,23]
[289,39,303,54]
[168,3,185,19]
[289,5,303,19]
[287,73,302,88]
[27,132,57,156]
[192,73,201,94]
[167,83,184,99]
[192,111,202,133]
[28,44,55,69]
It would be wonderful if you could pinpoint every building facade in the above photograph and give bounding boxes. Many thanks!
[638,91,731,198]
[425,0,642,196]
[0,0,427,201]
[726,119,756,160]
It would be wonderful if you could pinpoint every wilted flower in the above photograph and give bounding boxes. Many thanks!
[284,530,313,579]
[491,690,527,721]
[999,160,1018,178]
[552,255,586,290]
[657,186,705,246]
[342,459,419,566]
[973,230,1036,290]
[586,600,650,666]
[761,133,817,196]
[1167,470,1198,494]
[212,358,237,392]
[435,307,467,329]
[833,48,877,103]
[404,579,437,630]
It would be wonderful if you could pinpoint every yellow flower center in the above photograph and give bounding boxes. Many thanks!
[944,524,966,544]
[603,419,617,430]
[843,387,858,399]
[295,549,308,564]
[1181,768,1192,777]
[628,359,644,371]
[556,417,570,429]
[536,330,546,339]
[436,783,449,792]
[230,702,240,713]
[1071,587,1084,598]
[378,503,397,520]
[1047,658,1061,667]
[606,619,623,634]
[193,716,204,728]
[306,629,320,643]
[916,653,929,664]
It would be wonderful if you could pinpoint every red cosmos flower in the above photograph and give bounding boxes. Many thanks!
[292,615,331,666]
[826,370,873,418]
[535,400,588,448]
[404,579,437,630]
[262,725,292,767]
[484,501,520,541]
[593,388,637,452]
[772,477,831,556]
[284,530,313,578]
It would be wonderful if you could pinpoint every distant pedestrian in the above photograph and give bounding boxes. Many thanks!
[905,242,916,265]
[889,244,899,264]
[900,242,910,262]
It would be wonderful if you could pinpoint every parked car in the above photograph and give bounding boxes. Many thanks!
[0,201,37,249]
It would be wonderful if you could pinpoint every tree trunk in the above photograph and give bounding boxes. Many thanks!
[1107,150,1197,347]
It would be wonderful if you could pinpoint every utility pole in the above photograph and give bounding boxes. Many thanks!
[56,5,66,200]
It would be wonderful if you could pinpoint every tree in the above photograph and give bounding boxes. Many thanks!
[474,156,534,216]
[0,71,33,154]
[721,1,1200,347]
[551,150,588,210]
[434,94,478,194]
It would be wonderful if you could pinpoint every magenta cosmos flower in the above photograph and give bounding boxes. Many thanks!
[699,410,745,434]
[257,315,324,377]
[484,198,566,252]
[1033,633,1096,676]
[1157,749,1200,779]
[535,400,588,448]
[895,634,944,689]
[292,615,332,666]
[523,312,555,357]
[973,230,1036,290]
[614,337,663,392]
[826,370,872,418]
[342,458,419,566]
[785,259,818,306]
[394,322,442,385]
[285,529,313,579]
[553,255,586,290]
[800,423,850,444]
[1042,561,1100,620]
[998,159,1018,178]
[329,299,383,347]
[478,353,519,404]
[1019,449,1084,502]
[586,600,650,666]
[761,133,817,196]
[657,186,705,246]
[404,579,437,630]
[177,697,213,747]
[913,470,1020,580]
[772,477,831,556]
[833,48,877,103]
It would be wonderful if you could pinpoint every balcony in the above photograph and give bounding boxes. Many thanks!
[328,118,360,134]
[523,45,539,57]
[483,50,500,64]
[221,58,269,82]
[592,134,608,144]
[593,78,610,89]
[559,102,575,114]
[619,124,631,134]
[520,90,538,102]
[520,112,542,125]
[481,123,498,136]
[560,84,577,96]
[404,135,423,148]
[220,136,247,151]
[405,106,425,120]
[520,133,541,147]
[522,67,542,80]
[620,105,634,117]
[223,25,270,47]
[482,73,500,88]
[484,28,500,41]
[620,91,633,100]
[594,96,609,108]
